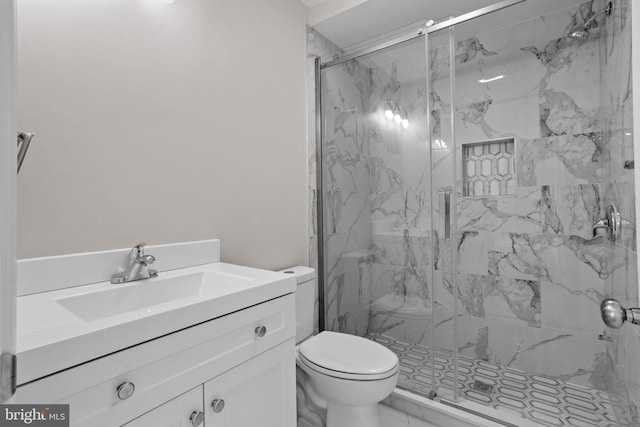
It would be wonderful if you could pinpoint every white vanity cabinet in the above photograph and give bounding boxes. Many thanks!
[13,293,296,427]
[122,341,295,427]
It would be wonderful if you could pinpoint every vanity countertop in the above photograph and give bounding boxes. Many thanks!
[17,262,295,385]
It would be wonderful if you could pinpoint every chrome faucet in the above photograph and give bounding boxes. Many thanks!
[111,243,158,284]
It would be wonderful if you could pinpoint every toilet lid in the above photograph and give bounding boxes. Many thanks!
[298,331,399,380]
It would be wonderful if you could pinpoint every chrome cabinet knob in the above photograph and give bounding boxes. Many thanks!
[116,382,135,400]
[211,399,225,413]
[190,411,204,426]
[255,325,267,337]
[601,298,640,328]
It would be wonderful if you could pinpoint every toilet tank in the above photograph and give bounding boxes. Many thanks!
[280,266,316,343]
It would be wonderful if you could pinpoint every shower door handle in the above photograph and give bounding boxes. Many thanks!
[601,298,640,328]
[439,191,451,239]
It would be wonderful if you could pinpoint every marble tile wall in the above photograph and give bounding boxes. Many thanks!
[309,0,636,407]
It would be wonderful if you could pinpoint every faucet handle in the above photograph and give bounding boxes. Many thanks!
[134,242,147,256]
[132,244,156,266]
[127,242,148,264]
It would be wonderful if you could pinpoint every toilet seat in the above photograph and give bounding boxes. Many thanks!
[298,331,399,381]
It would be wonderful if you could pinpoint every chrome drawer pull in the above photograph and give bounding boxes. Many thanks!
[190,411,204,426]
[255,325,267,337]
[211,399,225,413]
[116,382,135,400]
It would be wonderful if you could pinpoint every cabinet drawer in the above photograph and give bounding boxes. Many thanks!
[14,294,294,427]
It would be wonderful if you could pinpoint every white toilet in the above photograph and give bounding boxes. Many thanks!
[282,267,399,427]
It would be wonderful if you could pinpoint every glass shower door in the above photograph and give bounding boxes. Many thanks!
[320,35,439,398]
[599,0,638,424]
[440,0,630,425]
[424,25,461,402]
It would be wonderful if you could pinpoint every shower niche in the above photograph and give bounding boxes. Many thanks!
[461,138,516,197]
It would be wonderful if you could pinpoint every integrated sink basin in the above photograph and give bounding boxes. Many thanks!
[55,271,255,322]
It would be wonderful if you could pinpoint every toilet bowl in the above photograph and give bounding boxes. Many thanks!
[297,331,399,427]
[281,267,399,427]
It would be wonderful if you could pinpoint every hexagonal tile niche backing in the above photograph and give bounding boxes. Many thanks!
[463,139,516,197]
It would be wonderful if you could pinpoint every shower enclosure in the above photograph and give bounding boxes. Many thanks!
[313,0,637,425]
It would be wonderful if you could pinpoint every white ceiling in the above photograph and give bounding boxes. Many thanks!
[305,0,587,49]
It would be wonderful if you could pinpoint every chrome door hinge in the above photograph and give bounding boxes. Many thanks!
[0,353,16,402]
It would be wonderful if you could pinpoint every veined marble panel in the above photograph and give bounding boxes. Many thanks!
[370,229,432,268]
[605,127,634,186]
[325,249,372,335]
[544,184,603,238]
[518,134,605,186]
[459,232,489,275]
[489,233,551,282]
[454,35,542,142]
[541,279,604,337]
[457,186,543,233]
[617,325,640,415]
[489,232,627,286]
[435,230,489,275]
[436,272,541,328]
[370,192,431,231]
[369,291,434,345]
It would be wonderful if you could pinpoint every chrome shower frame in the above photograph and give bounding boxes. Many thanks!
[319,0,527,69]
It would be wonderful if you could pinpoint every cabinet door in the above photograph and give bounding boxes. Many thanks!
[123,386,204,427]
[204,339,295,427]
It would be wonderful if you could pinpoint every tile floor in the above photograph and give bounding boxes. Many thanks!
[369,333,620,427]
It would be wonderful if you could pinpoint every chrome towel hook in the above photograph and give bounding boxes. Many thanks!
[17,132,35,173]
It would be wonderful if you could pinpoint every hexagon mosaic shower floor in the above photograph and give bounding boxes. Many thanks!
[368,333,620,427]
